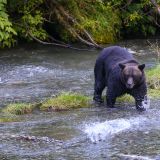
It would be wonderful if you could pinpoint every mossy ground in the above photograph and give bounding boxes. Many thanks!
[0,93,91,117]
[0,113,19,122]
[148,89,160,99]
[116,94,134,103]
[116,89,160,103]
[2,103,35,115]
[40,92,91,111]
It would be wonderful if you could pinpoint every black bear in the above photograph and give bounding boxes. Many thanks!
[93,46,147,111]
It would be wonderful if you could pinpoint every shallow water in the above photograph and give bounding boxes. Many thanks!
[1,103,160,159]
[0,39,160,159]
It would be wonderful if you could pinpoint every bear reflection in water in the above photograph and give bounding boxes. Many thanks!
[93,46,148,111]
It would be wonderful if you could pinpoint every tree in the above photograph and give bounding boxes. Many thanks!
[0,0,160,49]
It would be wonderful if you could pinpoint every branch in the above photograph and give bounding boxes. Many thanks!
[153,18,160,27]
[150,0,160,15]
[28,32,99,51]
[58,6,101,48]
[120,0,133,10]
[48,35,66,45]
[51,0,102,49]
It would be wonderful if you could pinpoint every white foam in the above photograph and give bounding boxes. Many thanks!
[142,96,150,110]
[0,77,2,83]
[84,117,147,143]
[127,48,137,54]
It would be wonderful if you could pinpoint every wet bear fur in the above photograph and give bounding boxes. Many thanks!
[93,46,147,111]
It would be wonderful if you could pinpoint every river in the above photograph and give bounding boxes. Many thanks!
[0,39,160,160]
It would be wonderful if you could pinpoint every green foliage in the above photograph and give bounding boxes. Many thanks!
[146,65,160,89]
[119,0,157,36]
[55,0,121,43]
[148,89,160,99]
[80,1,121,43]
[0,0,16,48]
[40,92,91,111]
[0,0,159,47]
[8,0,47,41]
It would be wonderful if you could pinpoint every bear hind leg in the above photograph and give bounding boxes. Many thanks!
[93,60,105,104]
[93,81,105,104]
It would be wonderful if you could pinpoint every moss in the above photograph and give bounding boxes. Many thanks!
[0,113,19,122]
[103,89,160,104]
[146,65,160,89]
[2,103,34,115]
[0,118,18,123]
[116,89,160,103]
[40,92,91,111]
[148,89,160,99]
[117,94,134,103]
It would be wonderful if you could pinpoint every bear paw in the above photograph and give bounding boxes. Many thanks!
[136,105,146,111]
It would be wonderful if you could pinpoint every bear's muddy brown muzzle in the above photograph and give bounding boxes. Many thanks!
[126,77,134,89]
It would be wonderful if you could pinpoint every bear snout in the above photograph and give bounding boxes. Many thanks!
[126,77,134,89]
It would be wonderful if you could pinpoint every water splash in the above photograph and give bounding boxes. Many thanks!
[142,95,150,110]
[84,117,147,143]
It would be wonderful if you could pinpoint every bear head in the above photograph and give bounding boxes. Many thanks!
[119,63,145,89]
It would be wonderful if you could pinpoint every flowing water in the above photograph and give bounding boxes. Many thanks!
[0,39,160,160]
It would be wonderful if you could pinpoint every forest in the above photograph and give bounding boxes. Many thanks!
[0,0,160,48]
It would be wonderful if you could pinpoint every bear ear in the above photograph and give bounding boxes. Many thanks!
[119,63,126,70]
[138,64,145,71]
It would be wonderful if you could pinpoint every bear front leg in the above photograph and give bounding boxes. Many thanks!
[135,99,146,111]
[130,83,147,111]
[106,96,116,108]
